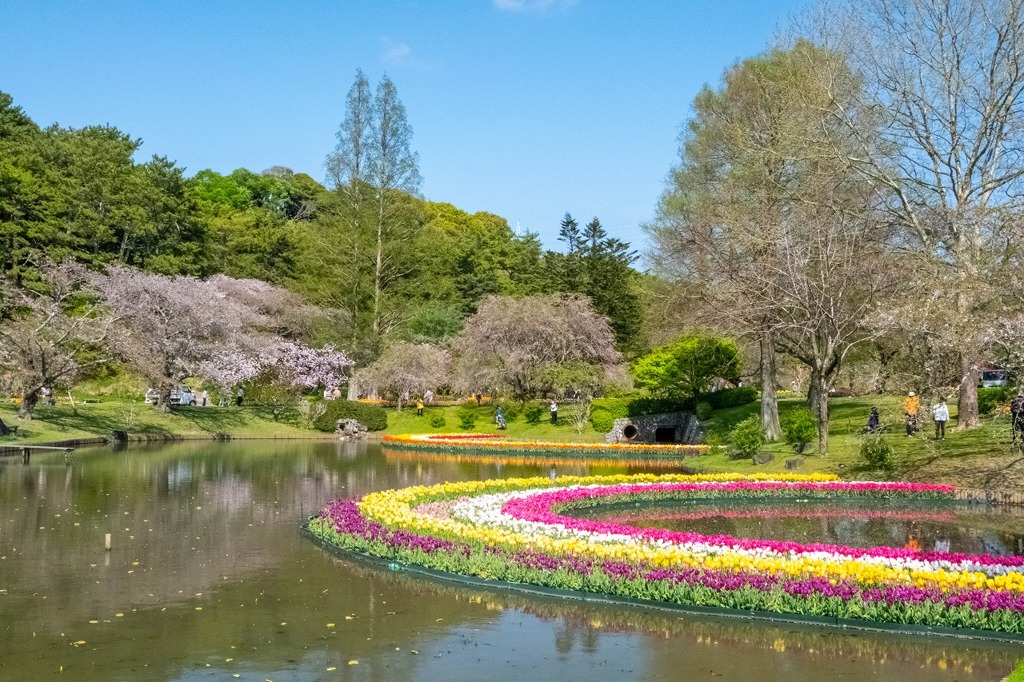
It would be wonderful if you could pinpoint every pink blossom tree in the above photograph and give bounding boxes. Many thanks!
[355,342,449,407]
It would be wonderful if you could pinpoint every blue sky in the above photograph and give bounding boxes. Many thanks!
[0,0,806,251]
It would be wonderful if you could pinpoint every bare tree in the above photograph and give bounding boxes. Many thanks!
[452,295,621,403]
[0,263,115,419]
[324,72,423,354]
[649,40,892,449]
[821,0,1024,428]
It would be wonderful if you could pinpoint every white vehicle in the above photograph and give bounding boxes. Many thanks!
[145,385,197,406]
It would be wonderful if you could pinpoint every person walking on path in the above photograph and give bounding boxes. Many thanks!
[903,391,920,436]
[932,397,949,440]
[495,405,506,429]
[549,399,558,425]
[416,398,424,416]
[1011,391,1024,447]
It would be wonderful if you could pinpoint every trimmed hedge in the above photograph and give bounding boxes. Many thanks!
[313,400,388,432]
[979,385,1016,415]
[590,387,758,433]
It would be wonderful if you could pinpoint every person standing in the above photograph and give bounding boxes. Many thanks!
[549,399,558,425]
[235,386,244,407]
[932,397,949,440]
[416,397,424,416]
[865,407,879,433]
[332,386,342,401]
[903,391,920,436]
[200,390,209,407]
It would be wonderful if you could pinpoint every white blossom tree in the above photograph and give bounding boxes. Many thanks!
[452,295,621,402]
[355,342,449,407]
[0,263,114,419]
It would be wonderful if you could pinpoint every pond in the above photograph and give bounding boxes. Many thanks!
[0,440,1020,680]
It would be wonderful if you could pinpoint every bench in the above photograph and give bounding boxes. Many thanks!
[0,421,18,437]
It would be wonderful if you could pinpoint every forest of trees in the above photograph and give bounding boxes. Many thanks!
[0,73,644,416]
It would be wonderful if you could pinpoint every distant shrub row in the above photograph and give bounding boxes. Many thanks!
[313,400,388,432]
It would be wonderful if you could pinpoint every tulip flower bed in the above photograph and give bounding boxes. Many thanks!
[382,433,711,459]
[307,473,1024,637]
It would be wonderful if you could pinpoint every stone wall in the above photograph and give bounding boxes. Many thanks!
[605,411,702,445]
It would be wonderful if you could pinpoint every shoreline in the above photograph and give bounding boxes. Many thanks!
[0,430,378,456]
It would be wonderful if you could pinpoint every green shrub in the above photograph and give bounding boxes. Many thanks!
[503,405,520,423]
[313,400,388,432]
[695,401,713,421]
[978,386,1015,414]
[429,415,447,429]
[706,386,758,409]
[729,416,766,459]
[780,407,816,453]
[458,405,478,430]
[861,433,894,472]
[524,403,545,424]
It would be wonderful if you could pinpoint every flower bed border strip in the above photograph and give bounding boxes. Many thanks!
[302,525,1024,645]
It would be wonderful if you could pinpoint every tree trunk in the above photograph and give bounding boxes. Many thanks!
[372,196,385,344]
[807,367,829,455]
[957,356,980,430]
[759,336,781,441]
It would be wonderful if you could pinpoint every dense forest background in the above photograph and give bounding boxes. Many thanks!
[0,84,645,371]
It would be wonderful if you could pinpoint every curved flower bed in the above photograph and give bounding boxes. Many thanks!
[307,473,1024,636]
[383,433,710,459]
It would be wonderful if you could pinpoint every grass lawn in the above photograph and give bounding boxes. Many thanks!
[382,401,607,443]
[0,399,323,445]
[693,394,1024,490]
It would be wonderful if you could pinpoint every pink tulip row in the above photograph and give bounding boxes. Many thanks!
[500,480,1024,568]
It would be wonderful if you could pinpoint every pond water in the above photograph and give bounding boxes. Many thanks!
[0,440,1020,680]
[571,499,1024,556]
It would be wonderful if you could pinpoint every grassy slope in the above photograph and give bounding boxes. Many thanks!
[0,400,320,444]
[694,394,1023,490]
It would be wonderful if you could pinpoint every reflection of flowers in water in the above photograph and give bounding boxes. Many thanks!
[382,446,689,470]
[330,555,1014,677]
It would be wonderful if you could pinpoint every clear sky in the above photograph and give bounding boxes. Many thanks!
[0,0,807,251]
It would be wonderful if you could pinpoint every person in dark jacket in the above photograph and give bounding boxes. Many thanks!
[865,407,880,433]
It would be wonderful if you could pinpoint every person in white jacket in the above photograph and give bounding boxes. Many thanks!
[932,397,949,440]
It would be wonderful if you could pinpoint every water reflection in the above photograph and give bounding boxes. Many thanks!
[0,442,1021,680]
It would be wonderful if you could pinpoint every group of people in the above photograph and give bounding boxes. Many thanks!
[864,389,1024,442]
[322,386,342,401]
[864,391,950,439]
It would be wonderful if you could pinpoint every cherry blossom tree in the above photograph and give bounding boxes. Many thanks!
[355,342,449,407]
[0,262,114,419]
[452,295,621,402]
